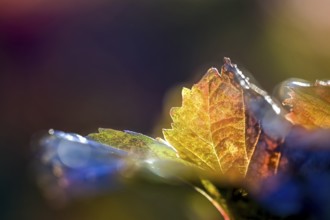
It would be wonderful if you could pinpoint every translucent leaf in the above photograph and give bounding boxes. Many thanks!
[163,67,250,177]
[163,58,285,183]
[163,67,258,181]
[283,80,330,129]
[87,128,181,161]
[87,128,200,177]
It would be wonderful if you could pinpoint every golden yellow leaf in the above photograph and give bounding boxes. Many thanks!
[85,59,285,219]
[283,82,330,129]
[163,67,260,178]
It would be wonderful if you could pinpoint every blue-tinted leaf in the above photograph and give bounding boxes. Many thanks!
[35,129,129,203]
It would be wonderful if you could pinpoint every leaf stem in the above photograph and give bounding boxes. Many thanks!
[193,185,231,220]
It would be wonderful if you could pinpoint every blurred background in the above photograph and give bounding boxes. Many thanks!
[1,0,330,219]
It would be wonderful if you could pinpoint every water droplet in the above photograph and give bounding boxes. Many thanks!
[57,139,91,168]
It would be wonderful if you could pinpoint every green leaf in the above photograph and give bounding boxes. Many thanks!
[87,128,180,161]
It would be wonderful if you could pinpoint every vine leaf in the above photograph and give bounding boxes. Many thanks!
[85,59,285,220]
[163,67,259,179]
[88,128,180,161]
[283,82,330,129]
[87,59,282,183]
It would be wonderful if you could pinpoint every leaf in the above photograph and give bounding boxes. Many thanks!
[87,128,201,181]
[87,128,180,161]
[36,130,132,203]
[163,67,260,178]
[44,58,291,220]
[84,59,284,219]
[283,82,330,129]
